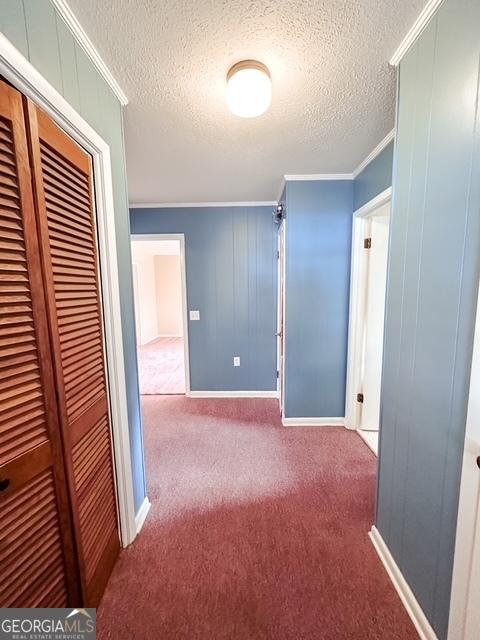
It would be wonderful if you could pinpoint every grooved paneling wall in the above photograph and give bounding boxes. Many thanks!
[376,1,480,637]
[0,0,146,512]
[354,141,394,210]
[130,206,278,391]
[284,180,353,418]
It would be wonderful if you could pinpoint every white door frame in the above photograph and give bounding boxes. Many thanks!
[131,262,142,345]
[131,234,191,395]
[0,34,138,546]
[345,187,392,431]
[276,220,286,414]
[448,277,480,640]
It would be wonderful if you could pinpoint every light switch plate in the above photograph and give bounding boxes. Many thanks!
[189,310,200,321]
[233,356,241,367]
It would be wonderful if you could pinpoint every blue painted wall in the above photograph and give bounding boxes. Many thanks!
[0,0,146,513]
[284,181,353,418]
[353,141,394,211]
[376,1,480,637]
[130,206,278,391]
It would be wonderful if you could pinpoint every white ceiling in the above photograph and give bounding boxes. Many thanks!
[68,0,424,204]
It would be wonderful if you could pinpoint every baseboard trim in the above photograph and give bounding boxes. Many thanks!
[282,417,344,427]
[357,429,378,456]
[140,334,162,346]
[189,390,279,398]
[134,497,151,535]
[140,333,183,345]
[369,527,438,640]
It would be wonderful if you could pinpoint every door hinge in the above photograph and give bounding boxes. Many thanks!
[357,392,364,403]
[277,250,280,259]
[276,370,280,379]
[364,238,372,249]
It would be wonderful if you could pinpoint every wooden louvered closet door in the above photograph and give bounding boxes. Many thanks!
[25,100,120,606]
[0,80,79,606]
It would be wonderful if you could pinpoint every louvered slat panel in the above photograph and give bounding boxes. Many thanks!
[28,103,119,606]
[0,79,79,607]
[0,114,48,465]
[38,138,107,423]
[72,415,117,582]
[0,470,68,607]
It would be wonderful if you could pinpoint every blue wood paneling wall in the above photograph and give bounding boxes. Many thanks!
[284,180,353,418]
[0,0,146,512]
[376,1,480,637]
[354,141,394,211]
[130,206,278,391]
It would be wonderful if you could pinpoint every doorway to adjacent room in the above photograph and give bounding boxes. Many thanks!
[345,190,391,455]
[131,235,190,395]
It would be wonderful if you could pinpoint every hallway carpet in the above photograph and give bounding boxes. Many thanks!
[98,397,417,640]
[137,337,185,395]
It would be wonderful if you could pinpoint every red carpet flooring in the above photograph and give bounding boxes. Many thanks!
[137,337,185,395]
[98,397,418,640]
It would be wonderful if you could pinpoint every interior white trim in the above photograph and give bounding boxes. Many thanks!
[357,428,378,456]
[370,527,439,640]
[281,219,287,415]
[284,173,353,181]
[141,334,162,346]
[448,272,480,640]
[0,33,137,545]
[389,0,445,66]
[189,390,279,398]
[353,187,393,218]
[141,333,183,344]
[50,0,128,105]
[130,201,277,209]
[276,229,281,401]
[277,219,286,415]
[345,188,392,431]
[282,417,344,427]
[352,130,395,178]
[131,233,191,395]
[278,133,395,191]
[134,497,151,535]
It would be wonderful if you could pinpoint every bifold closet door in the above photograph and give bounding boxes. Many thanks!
[0,80,79,606]
[25,101,120,606]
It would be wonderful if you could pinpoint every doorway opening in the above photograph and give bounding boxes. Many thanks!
[131,234,190,396]
[345,190,392,455]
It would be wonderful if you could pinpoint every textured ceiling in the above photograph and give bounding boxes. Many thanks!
[68,0,424,203]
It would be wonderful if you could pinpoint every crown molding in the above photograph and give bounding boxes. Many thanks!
[352,129,395,178]
[129,201,277,209]
[276,178,286,204]
[51,0,128,105]
[389,0,445,67]
[284,173,353,181]
[277,173,354,203]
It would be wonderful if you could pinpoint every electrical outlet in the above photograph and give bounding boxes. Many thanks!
[233,356,241,367]
[189,310,200,321]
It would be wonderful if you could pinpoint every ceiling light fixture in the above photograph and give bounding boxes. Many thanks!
[226,60,272,118]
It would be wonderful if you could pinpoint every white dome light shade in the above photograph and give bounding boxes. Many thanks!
[226,61,272,118]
